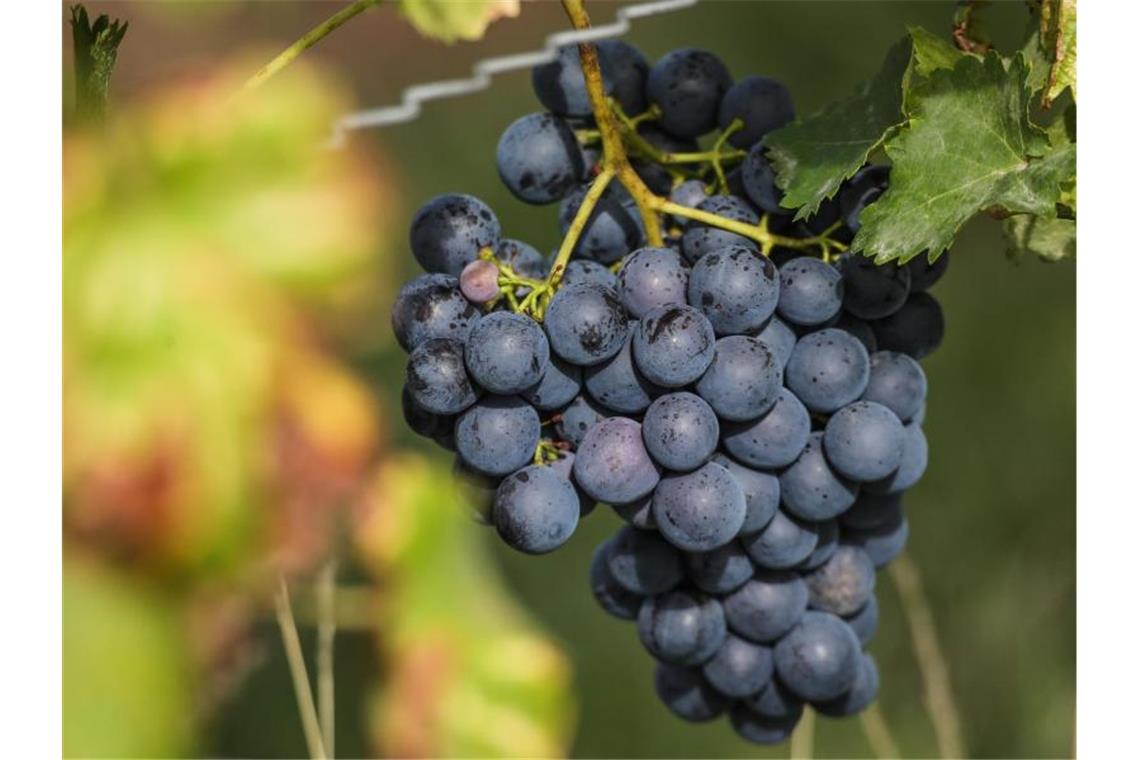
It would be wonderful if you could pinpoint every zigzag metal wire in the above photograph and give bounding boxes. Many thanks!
[328,0,698,145]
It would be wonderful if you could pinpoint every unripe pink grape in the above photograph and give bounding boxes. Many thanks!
[460,259,501,304]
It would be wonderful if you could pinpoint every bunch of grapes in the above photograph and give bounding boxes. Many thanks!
[392,38,948,744]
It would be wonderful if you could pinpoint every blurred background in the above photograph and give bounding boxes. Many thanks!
[62,1,1075,758]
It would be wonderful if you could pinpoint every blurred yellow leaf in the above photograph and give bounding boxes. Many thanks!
[355,455,576,757]
[399,0,520,43]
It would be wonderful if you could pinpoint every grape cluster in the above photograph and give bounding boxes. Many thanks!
[392,38,949,744]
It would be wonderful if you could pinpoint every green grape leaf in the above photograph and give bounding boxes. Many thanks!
[764,36,913,220]
[399,0,518,43]
[910,25,967,76]
[1040,0,1076,108]
[851,52,1076,263]
[1004,214,1075,262]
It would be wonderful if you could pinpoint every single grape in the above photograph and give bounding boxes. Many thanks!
[777,256,844,327]
[688,245,780,335]
[632,304,717,387]
[838,165,890,233]
[844,593,879,647]
[555,393,608,449]
[531,44,608,118]
[612,495,656,530]
[834,311,878,354]
[583,329,661,414]
[406,338,480,415]
[841,255,911,320]
[634,124,700,194]
[465,311,550,395]
[729,706,799,745]
[696,336,782,421]
[667,180,710,225]
[784,328,871,413]
[641,392,720,472]
[753,316,797,369]
[906,251,950,291]
[865,422,928,494]
[722,570,809,643]
[814,653,880,717]
[680,195,759,263]
[843,514,909,568]
[493,465,579,554]
[459,259,501,304]
[590,539,644,620]
[544,282,629,366]
[653,462,746,552]
[607,525,684,595]
[721,388,811,469]
[409,194,501,275]
[710,453,779,534]
[717,75,795,148]
[773,611,862,702]
[822,401,905,482]
[561,258,618,289]
[598,39,650,116]
[862,351,927,423]
[573,417,661,504]
[685,542,754,595]
[646,48,733,138]
[401,385,454,441]
[841,491,903,531]
[522,355,582,411]
[454,395,540,476]
[638,590,727,666]
[797,519,839,571]
[617,247,690,319]
[805,544,876,616]
[391,273,481,352]
[496,113,585,205]
[654,663,729,723]
[740,510,819,569]
[702,634,774,698]
[740,144,783,213]
[871,291,945,359]
[745,677,804,722]
[558,183,645,264]
[779,432,860,521]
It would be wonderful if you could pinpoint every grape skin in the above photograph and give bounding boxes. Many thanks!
[906,251,950,291]
[745,677,804,722]
[496,113,585,205]
[459,259,501,304]
[454,395,541,477]
[612,495,656,530]
[710,453,779,535]
[654,663,729,723]
[872,291,945,359]
[583,329,661,414]
[842,255,911,320]
[573,417,661,505]
[685,542,755,595]
[729,706,798,745]
[797,519,839,571]
[406,338,480,416]
[779,432,861,521]
[652,462,745,552]
[465,311,551,395]
[717,75,795,149]
[493,465,580,554]
[638,590,727,666]
[753,316,797,369]
[864,422,928,494]
[814,653,880,717]
[559,183,645,264]
[617,247,690,319]
[545,282,629,366]
[841,491,903,531]
[773,610,862,702]
[632,304,717,388]
[777,256,844,327]
[784,328,871,414]
[741,145,783,213]
[722,570,809,643]
[822,401,905,482]
[696,336,782,422]
[606,525,684,595]
[522,355,582,411]
[701,634,774,699]
[688,245,780,336]
[862,351,927,423]
[562,258,618,289]
[804,545,876,617]
[555,393,608,449]
[844,514,909,568]
[844,593,879,647]
[721,388,811,470]
[740,509,819,570]
[391,273,481,352]
[409,193,501,275]
[641,392,720,472]
[646,48,733,139]
[681,195,759,263]
[590,540,644,620]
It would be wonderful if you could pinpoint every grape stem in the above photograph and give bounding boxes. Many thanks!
[244,0,382,91]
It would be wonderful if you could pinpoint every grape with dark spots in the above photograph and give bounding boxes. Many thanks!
[454,395,540,477]
[391,273,481,352]
[409,193,501,275]
[632,304,717,387]
[646,48,733,138]
[493,464,579,554]
[496,112,585,205]
[717,75,795,149]
[688,245,780,335]
[652,461,745,551]
[406,338,480,415]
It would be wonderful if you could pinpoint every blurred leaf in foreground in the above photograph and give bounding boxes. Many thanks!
[64,557,194,758]
[399,0,520,43]
[355,454,576,757]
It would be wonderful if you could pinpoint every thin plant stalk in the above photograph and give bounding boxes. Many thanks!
[317,559,338,758]
[275,576,328,760]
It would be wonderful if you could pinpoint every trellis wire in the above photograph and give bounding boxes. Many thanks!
[327,0,698,145]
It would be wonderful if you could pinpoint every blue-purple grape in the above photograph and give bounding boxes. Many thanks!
[641,392,720,472]
[454,395,540,476]
[687,245,780,335]
[406,338,480,415]
[410,194,501,275]
[652,462,745,552]
[573,416,661,504]
[632,304,717,388]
